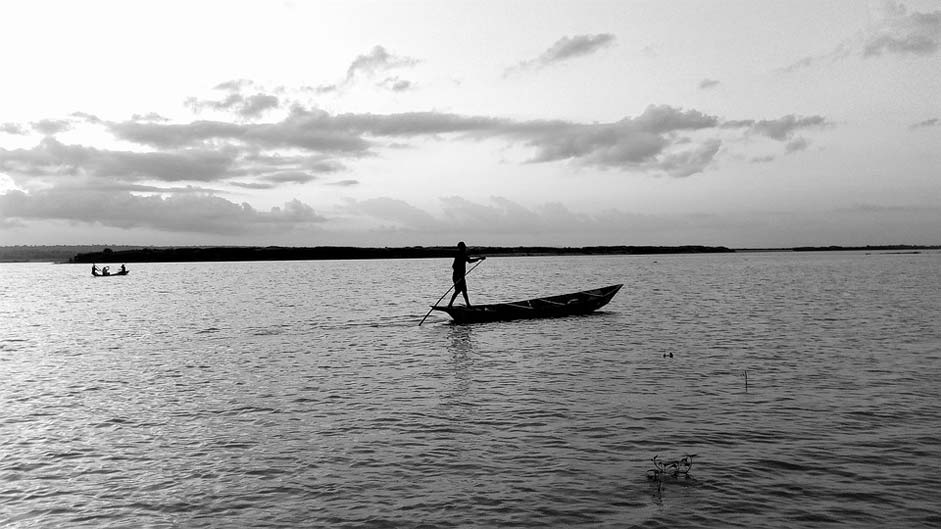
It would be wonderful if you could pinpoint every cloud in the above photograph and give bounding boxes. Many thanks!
[659,139,722,177]
[909,117,939,129]
[259,171,319,184]
[313,84,338,94]
[186,93,239,113]
[240,152,345,176]
[340,195,580,237]
[341,197,440,229]
[120,104,730,170]
[186,92,281,118]
[0,133,350,194]
[750,155,776,163]
[632,104,719,133]
[3,103,828,198]
[238,94,281,118]
[508,33,616,74]
[1,123,28,135]
[514,105,722,175]
[71,112,104,124]
[863,6,941,57]
[780,43,852,73]
[378,76,415,92]
[783,5,940,71]
[183,79,282,118]
[699,79,720,90]
[313,45,419,93]
[725,114,830,141]
[108,108,509,155]
[32,119,72,136]
[109,110,372,153]
[0,187,325,235]
[108,183,221,194]
[753,115,829,140]
[327,179,359,187]
[346,45,419,82]
[439,195,548,232]
[214,79,256,92]
[785,137,810,153]
[0,137,238,183]
[539,33,616,62]
[417,196,686,244]
[230,181,276,190]
[780,56,818,73]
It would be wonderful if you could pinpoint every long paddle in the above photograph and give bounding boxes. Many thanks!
[418,259,485,326]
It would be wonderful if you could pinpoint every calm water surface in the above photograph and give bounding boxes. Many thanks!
[1,252,940,528]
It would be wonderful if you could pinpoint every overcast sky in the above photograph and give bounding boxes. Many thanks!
[1,0,939,248]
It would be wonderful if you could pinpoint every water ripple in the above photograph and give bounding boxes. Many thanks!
[1,254,940,527]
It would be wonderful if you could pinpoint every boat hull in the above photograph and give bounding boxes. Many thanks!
[92,270,129,277]
[432,284,622,323]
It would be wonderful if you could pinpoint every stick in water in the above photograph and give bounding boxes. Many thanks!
[418,259,485,326]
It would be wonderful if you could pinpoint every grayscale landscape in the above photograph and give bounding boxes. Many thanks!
[2,1,939,527]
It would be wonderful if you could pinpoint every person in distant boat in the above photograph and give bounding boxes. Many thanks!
[119,264,127,273]
[102,266,110,276]
[448,241,485,308]
[92,264,100,275]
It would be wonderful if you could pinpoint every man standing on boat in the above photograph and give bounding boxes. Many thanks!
[448,241,485,308]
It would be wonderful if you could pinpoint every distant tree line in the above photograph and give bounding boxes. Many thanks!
[67,245,735,263]
[791,245,939,252]
[0,245,144,263]
[5,243,936,263]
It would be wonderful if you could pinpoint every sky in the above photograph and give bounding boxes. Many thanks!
[1,0,939,248]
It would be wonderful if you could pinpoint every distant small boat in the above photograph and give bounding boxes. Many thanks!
[92,269,129,277]
[432,284,622,323]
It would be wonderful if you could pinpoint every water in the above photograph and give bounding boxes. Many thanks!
[2,252,940,528]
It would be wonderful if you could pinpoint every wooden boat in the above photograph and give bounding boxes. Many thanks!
[432,284,622,323]
[92,269,129,277]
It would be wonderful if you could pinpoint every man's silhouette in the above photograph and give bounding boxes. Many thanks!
[448,241,485,308]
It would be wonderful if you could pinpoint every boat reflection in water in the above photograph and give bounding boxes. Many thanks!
[432,284,622,324]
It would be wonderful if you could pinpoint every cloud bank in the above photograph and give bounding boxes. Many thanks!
[0,188,324,235]
[0,73,832,237]
[2,103,827,190]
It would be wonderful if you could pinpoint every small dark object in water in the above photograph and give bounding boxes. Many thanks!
[647,454,695,479]
[647,454,696,491]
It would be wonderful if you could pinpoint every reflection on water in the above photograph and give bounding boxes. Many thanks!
[447,323,476,358]
[1,252,940,528]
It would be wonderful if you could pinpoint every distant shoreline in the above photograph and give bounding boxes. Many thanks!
[1,244,938,263]
[65,245,735,264]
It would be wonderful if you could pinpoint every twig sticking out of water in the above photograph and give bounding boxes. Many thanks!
[647,454,696,492]
[743,369,748,393]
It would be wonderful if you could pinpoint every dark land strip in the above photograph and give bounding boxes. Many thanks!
[66,245,733,263]
[2,244,938,263]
